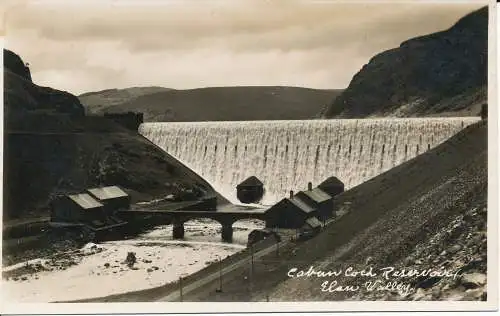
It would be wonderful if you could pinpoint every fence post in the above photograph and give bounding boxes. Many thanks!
[179,276,183,302]
[218,257,223,292]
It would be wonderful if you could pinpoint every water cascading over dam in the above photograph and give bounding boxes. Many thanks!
[140,118,480,205]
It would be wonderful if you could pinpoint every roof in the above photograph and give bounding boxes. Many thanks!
[301,188,332,203]
[68,193,103,209]
[289,196,316,214]
[87,186,129,201]
[237,176,263,188]
[319,176,345,188]
[305,217,322,228]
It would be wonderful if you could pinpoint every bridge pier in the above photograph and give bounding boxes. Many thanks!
[173,221,185,239]
[221,224,233,242]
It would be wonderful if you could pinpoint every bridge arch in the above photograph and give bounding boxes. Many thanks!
[170,211,267,243]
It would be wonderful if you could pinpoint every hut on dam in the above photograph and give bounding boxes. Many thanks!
[265,191,317,229]
[318,176,345,197]
[87,186,131,214]
[236,176,264,204]
[295,183,333,222]
[50,193,105,224]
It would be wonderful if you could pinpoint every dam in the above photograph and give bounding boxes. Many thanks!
[140,117,480,205]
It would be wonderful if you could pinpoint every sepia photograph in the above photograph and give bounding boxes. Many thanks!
[0,0,497,313]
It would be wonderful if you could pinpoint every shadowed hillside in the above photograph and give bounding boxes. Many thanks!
[80,86,341,122]
[323,7,487,118]
[3,49,218,221]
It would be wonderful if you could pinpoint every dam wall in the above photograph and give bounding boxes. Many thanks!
[140,118,480,205]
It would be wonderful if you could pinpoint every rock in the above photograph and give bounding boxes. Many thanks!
[463,288,486,300]
[142,259,152,264]
[125,252,137,267]
[13,277,19,281]
[413,288,429,301]
[439,250,447,256]
[152,266,159,270]
[415,276,441,289]
[146,268,153,273]
[21,276,28,281]
[460,273,486,289]
[104,263,110,268]
[130,267,139,270]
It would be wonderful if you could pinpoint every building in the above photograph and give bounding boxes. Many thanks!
[236,176,264,204]
[50,192,128,240]
[298,217,322,240]
[295,183,333,222]
[50,193,105,224]
[265,192,317,229]
[87,186,131,214]
[318,176,345,197]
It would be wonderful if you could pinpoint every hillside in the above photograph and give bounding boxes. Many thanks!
[3,49,218,221]
[79,86,341,122]
[79,87,173,114]
[323,6,487,118]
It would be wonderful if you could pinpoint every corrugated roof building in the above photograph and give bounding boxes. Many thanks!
[87,186,131,213]
[296,187,333,222]
[264,191,318,229]
[50,193,105,223]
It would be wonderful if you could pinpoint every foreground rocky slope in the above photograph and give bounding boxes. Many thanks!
[3,49,218,221]
[80,86,341,122]
[323,7,487,118]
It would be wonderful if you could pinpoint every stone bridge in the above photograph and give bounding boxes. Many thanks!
[169,210,267,242]
[122,208,268,242]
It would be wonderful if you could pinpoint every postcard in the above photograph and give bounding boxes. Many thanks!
[0,0,497,314]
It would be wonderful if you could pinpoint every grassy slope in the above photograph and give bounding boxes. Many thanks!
[80,86,341,122]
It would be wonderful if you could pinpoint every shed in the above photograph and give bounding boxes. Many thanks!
[318,176,345,197]
[296,187,333,221]
[50,193,105,224]
[236,176,264,204]
[264,194,317,229]
[297,217,322,240]
[87,186,131,213]
[304,217,322,231]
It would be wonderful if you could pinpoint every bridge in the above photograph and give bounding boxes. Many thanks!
[120,205,267,242]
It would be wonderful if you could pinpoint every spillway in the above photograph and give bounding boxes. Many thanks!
[140,118,480,205]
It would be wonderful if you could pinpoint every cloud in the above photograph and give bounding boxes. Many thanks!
[3,0,485,94]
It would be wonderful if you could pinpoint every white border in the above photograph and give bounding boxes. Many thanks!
[0,0,498,314]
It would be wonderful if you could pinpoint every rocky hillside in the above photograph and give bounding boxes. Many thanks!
[3,49,218,221]
[323,6,487,118]
[80,86,341,122]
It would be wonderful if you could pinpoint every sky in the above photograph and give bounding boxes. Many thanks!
[2,0,486,95]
